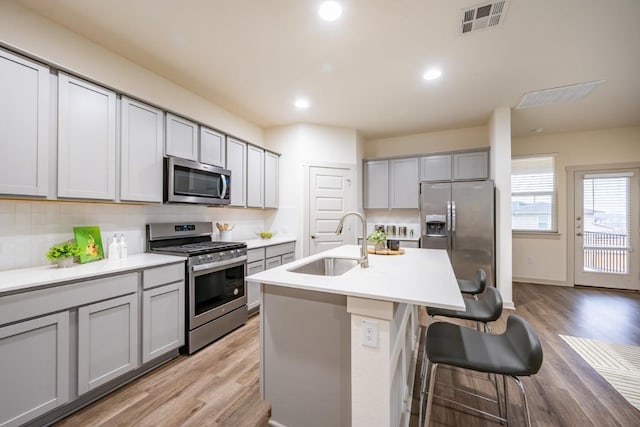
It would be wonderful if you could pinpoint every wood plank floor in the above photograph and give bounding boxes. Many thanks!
[412,283,640,427]
[55,283,640,427]
[54,316,270,427]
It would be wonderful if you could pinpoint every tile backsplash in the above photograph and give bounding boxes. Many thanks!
[364,209,420,237]
[0,200,270,271]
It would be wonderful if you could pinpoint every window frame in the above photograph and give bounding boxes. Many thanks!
[511,153,558,233]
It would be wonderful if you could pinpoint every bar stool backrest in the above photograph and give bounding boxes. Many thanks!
[478,287,503,321]
[505,315,544,375]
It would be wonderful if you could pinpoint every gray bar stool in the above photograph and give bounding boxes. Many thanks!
[422,315,543,427]
[457,268,487,298]
[419,286,503,426]
[427,286,503,332]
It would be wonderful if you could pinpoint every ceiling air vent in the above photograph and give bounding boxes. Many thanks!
[461,0,508,34]
[516,80,606,109]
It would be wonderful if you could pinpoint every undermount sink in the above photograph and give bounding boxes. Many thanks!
[287,257,360,276]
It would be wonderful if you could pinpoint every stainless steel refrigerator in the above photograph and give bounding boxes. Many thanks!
[420,180,495,286]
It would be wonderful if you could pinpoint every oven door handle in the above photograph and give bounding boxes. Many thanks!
[191,255,247,272]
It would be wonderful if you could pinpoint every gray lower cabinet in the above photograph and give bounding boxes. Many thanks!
[0,312,70,427]
[265,256,282,269]
[141,263,185,363]
[0,261,185,426]
[77,293,139,395]
[246,242,296,314]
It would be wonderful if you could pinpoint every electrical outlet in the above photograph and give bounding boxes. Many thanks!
[362,320,378,348]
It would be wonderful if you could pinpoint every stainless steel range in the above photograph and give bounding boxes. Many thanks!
[146,222,247,354]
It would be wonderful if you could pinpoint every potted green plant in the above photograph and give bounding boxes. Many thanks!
[46,241,81,268]
[367,229,387,251]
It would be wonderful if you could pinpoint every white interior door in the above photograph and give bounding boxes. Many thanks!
[574,168,640,290]
[307,165,355,256]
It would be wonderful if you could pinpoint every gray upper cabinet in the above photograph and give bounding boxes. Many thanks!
[0,312,70,427]
[419,154,451,182]
[0,48,49,197]
[452,151,489,180]
[120,97,164,202]
[420,151,489,182]
[200,126,226,167]
[390,157,419,208]
[247,145,264,208]
[264,151,279,208]
[364,160,390,209]
[58,73,116,200]
[226,137,247,207]
[165,113,198,161]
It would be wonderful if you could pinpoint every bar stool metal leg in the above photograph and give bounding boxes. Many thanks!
[511,376,532,427]
[423,363,439,427]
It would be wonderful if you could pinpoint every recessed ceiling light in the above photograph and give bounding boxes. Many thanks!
[423,68,442,81]
[294,98,311,109]
[318,1,342,21]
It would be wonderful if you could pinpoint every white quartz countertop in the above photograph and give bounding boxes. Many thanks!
[0,253,186,296]
[243,236,296,249]
[246,244,464,310]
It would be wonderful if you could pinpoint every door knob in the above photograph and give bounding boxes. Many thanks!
[576,216,582,220]
[311,235,316,239]
[576,232,583,236]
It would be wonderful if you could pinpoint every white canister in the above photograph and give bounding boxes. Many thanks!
[220,230,233,242]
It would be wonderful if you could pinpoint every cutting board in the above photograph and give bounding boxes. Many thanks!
[367,247,405,255]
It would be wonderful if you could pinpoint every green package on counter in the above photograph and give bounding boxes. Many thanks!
[73,225,105,263]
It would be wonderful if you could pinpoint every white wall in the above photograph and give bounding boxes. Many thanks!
[0,0,263,145]
[364,125,488,158]
[489,107,513,306]
[265,124,361,258]
[512,126,640,285]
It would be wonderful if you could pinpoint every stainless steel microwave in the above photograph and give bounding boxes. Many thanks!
[164,156,231,205]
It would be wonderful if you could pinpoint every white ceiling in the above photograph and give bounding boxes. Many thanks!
[17,0,640,139]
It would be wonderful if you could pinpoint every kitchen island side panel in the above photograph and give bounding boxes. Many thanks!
[261,284,351,427]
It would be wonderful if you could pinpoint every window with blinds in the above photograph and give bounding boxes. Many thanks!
[581,172,631,274]
[511,155,557,232]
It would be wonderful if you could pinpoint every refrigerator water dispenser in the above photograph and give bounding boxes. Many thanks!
[425,214,447,236]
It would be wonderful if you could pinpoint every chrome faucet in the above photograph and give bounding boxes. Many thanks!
[335,211,369,268]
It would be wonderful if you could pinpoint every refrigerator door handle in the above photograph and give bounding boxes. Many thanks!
[452,201,456,232]
[451,201,456,250]
[446,201,451,232]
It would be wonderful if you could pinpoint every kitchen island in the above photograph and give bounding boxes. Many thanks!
[245,245,464,427]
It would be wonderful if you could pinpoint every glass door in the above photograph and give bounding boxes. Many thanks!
[574,169,639,290]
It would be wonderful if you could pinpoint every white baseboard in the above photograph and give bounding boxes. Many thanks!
[513,277,571,287]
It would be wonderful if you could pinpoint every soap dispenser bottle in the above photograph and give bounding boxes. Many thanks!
[108,233,120,260]
[119,233,128,259]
